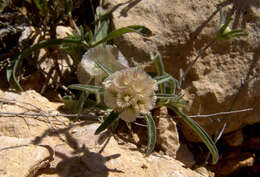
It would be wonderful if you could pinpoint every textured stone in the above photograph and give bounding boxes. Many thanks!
[0,90,69,138]
[0,136,51,177]
[56,26,73,39]
[0,90,205,177]
[155,106,180,158]
[33,122,205,177]
[105,0,260,141]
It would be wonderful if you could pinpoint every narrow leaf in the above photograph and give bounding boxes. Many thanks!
[68,84,104,93]
[215,122,226,143]
[154,74,171,84]
[92,25,152,48]
[151,53,165,93]
[95,61,113,75]
[154,73,178,94]
[144,114,156,156]
[9,39,89,91]
[169,79,177,95]
[219,10,226,27]
[229,33,248,38]
[156,93,178,99]
[167,105,219,164]
[95,111,119,134]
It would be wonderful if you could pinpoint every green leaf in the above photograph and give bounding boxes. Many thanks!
[154,74,171,84]
[94,7,110,43]
[154,73,178,94]
[229,33,248,38]
[219,10,226,27]
[94,20,110,43]
[95,61,113,75]
[62,92,87,114]
[156,93,178,99]
[68,84,105,93]
[111,118,119,132]
[8,39,88,91]
[144,113,156,156]
[151,53,165,93]
[92,25,152,48]
[95,111,119,134]
[168,79,177,95]
[167,105,219,164]
[151,52,164,75]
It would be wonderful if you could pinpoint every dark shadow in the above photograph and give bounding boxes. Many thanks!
[31,121,123,177]
[36,145,123,177]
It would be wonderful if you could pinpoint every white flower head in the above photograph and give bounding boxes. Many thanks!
[77,45,128,85]
[103,67,158,122]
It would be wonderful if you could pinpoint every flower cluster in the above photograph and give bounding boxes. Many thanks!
[77,45,128,85]
[103,67,158,122]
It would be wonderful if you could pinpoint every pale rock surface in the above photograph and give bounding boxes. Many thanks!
[0,90,206,177]
[105,0,260,141]
[0,90,69,138]
[0,136,51,177]
[56,26,73,39]
[155,106,180,158]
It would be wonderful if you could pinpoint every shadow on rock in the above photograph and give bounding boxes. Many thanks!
[31,122,123,176]
[37,145,122,177]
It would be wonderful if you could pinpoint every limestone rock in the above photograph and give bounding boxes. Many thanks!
[30,122,205,177]
[105,0,260,140]
[56,26,73,39]
[0,136,51,177]
[155,106,180,158]
[194,166,211,177]
[0,90,205,177]
[0,90,69,138]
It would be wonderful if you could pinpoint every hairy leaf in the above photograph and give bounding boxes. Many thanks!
[144,114,156,156]
[95,111,119,134]
[8,39,88,91]
[151,53,165,93]
[167,105,219,164]
[68,84,105,93]
[95,61,113,75]
[92,25,152,47]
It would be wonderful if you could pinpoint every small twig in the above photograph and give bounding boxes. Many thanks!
[188,108,253,118]
[0,112,98,119]
[132,122,160,129]
[136,107,253,119]
[133,108,253,128]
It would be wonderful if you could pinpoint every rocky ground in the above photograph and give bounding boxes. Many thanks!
[0,0,260,176]
[0,90,208,177]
